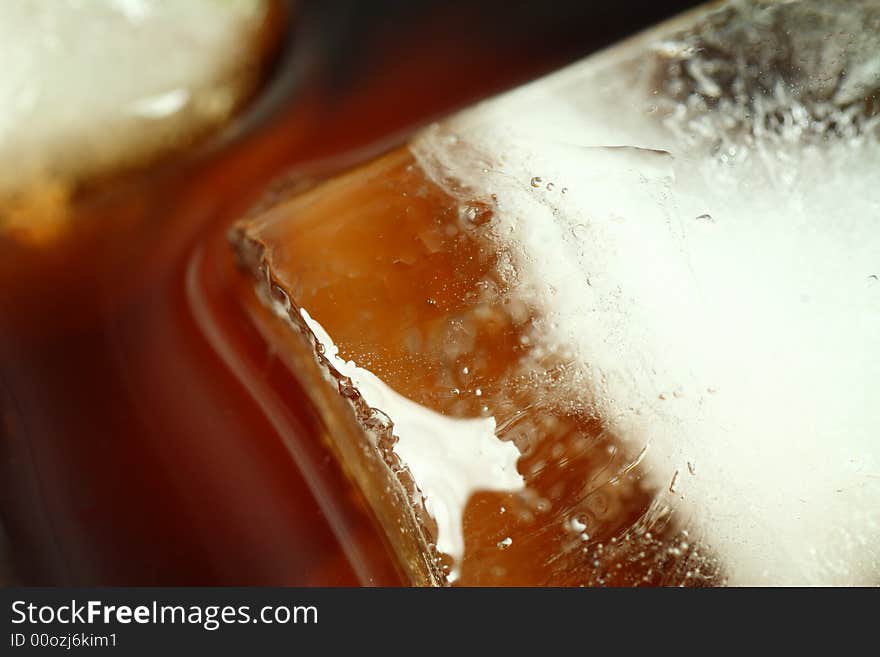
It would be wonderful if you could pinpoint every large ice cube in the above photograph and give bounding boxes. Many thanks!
[412,0,880,584]
[235,0,879,585]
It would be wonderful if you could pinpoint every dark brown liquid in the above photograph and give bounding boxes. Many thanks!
[0,1,703,586]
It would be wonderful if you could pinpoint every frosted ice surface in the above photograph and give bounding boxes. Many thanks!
[0,0,269,195]
[413,0,880,584]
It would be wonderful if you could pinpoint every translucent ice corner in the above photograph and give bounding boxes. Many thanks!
[0,0,272,215]
[232,0,880,586]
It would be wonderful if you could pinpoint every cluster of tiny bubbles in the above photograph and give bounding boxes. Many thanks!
[576,524,721,585]
[364,408,394,433]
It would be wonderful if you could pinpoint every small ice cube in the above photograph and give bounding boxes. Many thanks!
[0,0,270,197]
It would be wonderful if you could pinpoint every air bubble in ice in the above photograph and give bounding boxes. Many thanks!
[458,201,492,227]
[568,514,588,533]
[338,376,359,399]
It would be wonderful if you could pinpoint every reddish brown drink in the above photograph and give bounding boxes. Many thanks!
[2,0,693,586]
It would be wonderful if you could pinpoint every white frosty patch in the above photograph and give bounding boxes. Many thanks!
[300,308,524,574]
